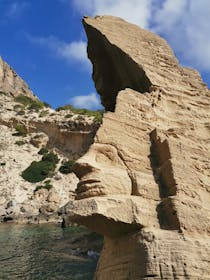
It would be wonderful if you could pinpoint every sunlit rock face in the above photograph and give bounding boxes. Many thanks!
[0,57,35,98]
[65,16,210,279]
[0,56,100,224]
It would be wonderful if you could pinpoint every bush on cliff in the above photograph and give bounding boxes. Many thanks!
[22,151,59,183]
[59,160,75,174]
[14,94,45,111]
[42,152,59,165]
[38,147,49,155]
[34,180,53,193]
[13,124,28,137]
[56,104,104,123]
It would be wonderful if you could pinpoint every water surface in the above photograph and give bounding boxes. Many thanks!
[0,223,102,279]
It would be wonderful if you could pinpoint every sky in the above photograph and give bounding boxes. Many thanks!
[0,0,209,109]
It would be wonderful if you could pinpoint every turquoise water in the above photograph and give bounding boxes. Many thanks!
[0,224,102,279]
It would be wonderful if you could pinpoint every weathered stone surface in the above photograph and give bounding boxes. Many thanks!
[0,56,35,98]
[65,16,210,279]
[0,57,99,223]
[30,132,49,148]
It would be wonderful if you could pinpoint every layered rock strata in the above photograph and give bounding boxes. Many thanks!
[0,93,99,159]
[65,16,210,279]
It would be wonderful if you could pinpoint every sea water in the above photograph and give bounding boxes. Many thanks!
[0,224,102,279]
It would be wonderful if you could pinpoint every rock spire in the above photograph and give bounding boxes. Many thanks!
[65,16,210,279]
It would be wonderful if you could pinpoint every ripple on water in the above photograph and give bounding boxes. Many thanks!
[0,224,102,280]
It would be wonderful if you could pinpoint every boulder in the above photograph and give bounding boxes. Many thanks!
[30,132,49,148]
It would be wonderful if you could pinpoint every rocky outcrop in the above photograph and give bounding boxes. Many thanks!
[0,57,100,223]
[65,16,210,279]
[0,56,35,98]
[0,93,99,159]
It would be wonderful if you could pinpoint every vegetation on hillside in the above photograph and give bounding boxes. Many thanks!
[15,140,26,146]
[13,124,28,137]
[14,94,50,112]
[34,180,53,193]
[59,160,75,174]
[38,147,49,155]
[56,104,104,123]
[22,151,59,183]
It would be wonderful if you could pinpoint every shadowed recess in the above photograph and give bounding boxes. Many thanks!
[83,18,152,112]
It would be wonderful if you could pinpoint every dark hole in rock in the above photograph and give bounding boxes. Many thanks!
[3,216,13,222]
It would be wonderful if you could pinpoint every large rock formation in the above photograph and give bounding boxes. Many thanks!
[65,16,210,279]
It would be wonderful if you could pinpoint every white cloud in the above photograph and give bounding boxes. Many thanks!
[69,92,101,109]
[58,41,87,63]
[153,0,187,32]
[71,0,210,72]
[73,0,152,28]
[27,34,90,68]
[152,0,210,71]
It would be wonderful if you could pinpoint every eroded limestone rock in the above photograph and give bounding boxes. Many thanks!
[0,56,35,98]
[65,16,210,279]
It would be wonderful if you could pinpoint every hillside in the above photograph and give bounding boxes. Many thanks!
[0,58,101,223]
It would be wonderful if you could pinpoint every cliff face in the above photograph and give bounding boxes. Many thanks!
[0,57,35,98]
[0,57,99,223]
[65,16,210,279]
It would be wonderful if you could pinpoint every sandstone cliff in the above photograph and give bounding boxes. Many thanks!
[64,16,210,279]
[0,57,100,223]
[0,57,35,98]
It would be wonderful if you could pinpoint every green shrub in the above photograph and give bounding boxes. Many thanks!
[59,160,75,174]
[56,104,104,123]
[42,152,59,165]
[28,100,44,111]
[38,147,48,155]
[22,160,55,183]
[93,110,104,123]
[22,151,59,183]
[64,113,73,118]
[14,94,44,112]
[15,140,26,146]
[56,104,73,112]
[14,94,33,106]
[34,180,53,193]
[43,102,51,108]
[39,110,49,117]
[14,124,28,137]
[76,115,85,121]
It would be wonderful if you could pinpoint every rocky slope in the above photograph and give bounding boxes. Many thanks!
[0,56,36,98]
[0,58,100,223]
[64,16,210,279]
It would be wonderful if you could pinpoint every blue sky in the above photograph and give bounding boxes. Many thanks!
[0,0,209,109]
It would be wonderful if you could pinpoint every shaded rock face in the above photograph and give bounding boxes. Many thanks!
[83,20,152,111]
[0,57,35,98]
[65,16,210,279]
